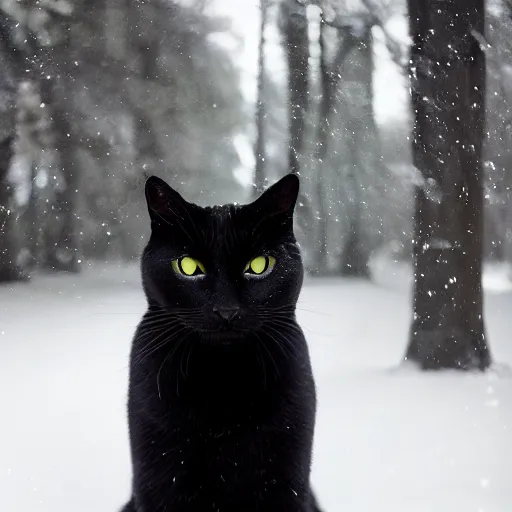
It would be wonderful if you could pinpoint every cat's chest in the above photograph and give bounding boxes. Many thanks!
[152,425,284,503]
[163,424,271,477]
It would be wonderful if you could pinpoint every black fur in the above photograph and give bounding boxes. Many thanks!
[121,174,322,512]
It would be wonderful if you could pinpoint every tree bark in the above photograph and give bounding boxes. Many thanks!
[281,0,309,176]
[405,0,491,370]
[0,136,27,282]
[314,18,330,272]
[504,193,512,279]
[253,0,267,196]
[0,22,26,282]
[340,136,371,278]
[280,0,313,237]
[314,19,357,273]
[16,79,55,270]
[337,26,374,279]
[42,102,81,273]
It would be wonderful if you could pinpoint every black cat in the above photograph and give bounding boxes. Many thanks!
[121,174,323,512]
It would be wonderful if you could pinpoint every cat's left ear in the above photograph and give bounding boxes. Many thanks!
[145,175,188,223]
[250,173,299,219]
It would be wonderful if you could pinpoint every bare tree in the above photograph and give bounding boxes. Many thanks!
[0,136,26,282]
[314,16,334,272]
[280,0,313,237]
[0,20,25,282]
[314,17,357,272]
[42,98,81,272]
[309,0,400,277]
[312,10,378,277]
[280,0,310,176]
[337,23,375,278]
[253,0,268,195]
[405,0,491,369]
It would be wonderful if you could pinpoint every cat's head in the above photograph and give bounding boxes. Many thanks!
[141,174,303,341]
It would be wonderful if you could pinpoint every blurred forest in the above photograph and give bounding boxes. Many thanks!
[0,0,245,276]
[1,0,512,367]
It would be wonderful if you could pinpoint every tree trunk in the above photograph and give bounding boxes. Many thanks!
[280,0,312,236]
[42,102,81,273]
[281,0,309,176]
[25,160,39,269]
[505,192,512,278]
[16,79,54,271]
[337,26,374,279]
[0,136,27,282]
[405,0,491,370]
[253,0,267,196]
[314,18,330,272]
[339,129,371,278]
[314,20,360,274]
[0,26,26,282]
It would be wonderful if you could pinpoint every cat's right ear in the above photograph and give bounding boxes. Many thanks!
[250,173,300,219]
[145,176,188,224]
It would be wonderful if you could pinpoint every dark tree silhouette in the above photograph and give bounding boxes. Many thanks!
[314,18,357,272]
[0,136,26,282]
[405,0,491,369]
[0,25,25,283]
[314,17,334,272]
[42,101,81,273]
[337,24,374,279]
[280,0,309,176]
[253,0,268,196]
[279,0,313,236]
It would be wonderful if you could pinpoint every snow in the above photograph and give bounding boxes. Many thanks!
[0,260,511,512]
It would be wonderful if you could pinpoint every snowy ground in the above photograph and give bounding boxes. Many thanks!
[0,260,511,512]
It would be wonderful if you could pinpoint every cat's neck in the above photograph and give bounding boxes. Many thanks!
[137,327,301,423]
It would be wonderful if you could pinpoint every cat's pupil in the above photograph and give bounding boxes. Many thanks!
[179,257,202,276]
[250,256,268,274]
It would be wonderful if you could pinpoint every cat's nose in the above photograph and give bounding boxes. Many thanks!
[213,306,240,323]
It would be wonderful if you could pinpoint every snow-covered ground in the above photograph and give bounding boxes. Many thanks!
[0,261,511,512]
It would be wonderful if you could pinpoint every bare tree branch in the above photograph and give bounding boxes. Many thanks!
[317,0,408,69]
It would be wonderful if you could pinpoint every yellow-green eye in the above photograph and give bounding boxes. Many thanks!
[244,255,276,276]
[172,256,205,277]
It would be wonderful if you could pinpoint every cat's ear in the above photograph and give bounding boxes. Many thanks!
[251,173,299,219]
[145,175,188,223]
